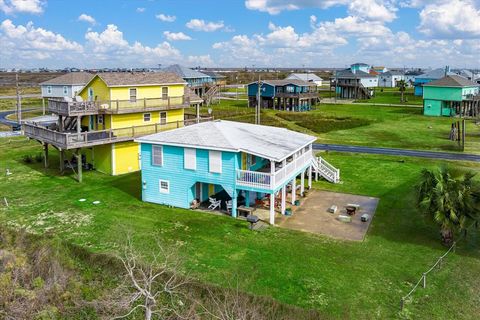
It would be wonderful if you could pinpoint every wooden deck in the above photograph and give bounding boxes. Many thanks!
[47,96,190,116]
[23,117,213,150]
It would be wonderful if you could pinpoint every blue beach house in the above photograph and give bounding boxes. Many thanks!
[247,79,318,111]
[135,120,340,225]
[414,67,455,96]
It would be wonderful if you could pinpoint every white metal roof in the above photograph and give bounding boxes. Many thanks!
[287,73,323,82]
[136,120,317,161]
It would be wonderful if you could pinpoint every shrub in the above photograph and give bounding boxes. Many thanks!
[22,154,34,164]
[34,153,44,163]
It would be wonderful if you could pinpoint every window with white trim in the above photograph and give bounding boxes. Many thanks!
[209,150,222,173]
[152,145,163,166]
[63,86,68,95]
[129,88,137,102]
[159,180,170,194]
[184,148,196,170]
[143,113,151,122]
[47,86,52,94]
[159,111,167,125]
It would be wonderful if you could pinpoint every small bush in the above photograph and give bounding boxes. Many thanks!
[22,154,34,164]
[34,153,44,163]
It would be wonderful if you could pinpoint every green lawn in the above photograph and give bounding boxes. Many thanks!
[0,97,43,111]
[355,88,423,105]
[193,100,480,154]
[1,138,479,319]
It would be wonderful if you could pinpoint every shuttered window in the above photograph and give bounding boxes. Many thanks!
[184,148,196,170]
[209,150,222,173]
[152,145,163,166]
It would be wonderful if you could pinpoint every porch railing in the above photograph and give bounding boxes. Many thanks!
[236,149,313,190]
[48,96,190,115]
[23,117,213,150]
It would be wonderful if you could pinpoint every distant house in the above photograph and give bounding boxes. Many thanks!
[405,70,423,87]
[286,73,323,86]
[202,71,227,86]
[135,120,340,225]
[423,75,480,117]
[40,72,93,99]
[378,71,405,87]
[331,67,378,99]
[372,66,388,73]
[413,67,455,96]
[163,64,213,97]
[247,79,318,111]
[350,63,371,74]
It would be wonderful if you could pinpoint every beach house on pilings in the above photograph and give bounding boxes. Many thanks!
[23,72,212,182]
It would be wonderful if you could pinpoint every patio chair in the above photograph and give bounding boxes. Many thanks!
[226,200,232,213]
[208,197,221,210]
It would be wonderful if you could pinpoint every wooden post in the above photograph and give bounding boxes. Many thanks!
[59,149,65,174]
[76,149,82,183]
[42,98,45,115]
[400,298,404,311]
[196,103,200,124]
[144,97,146,109]
[43,143,49,169]
[422,273,426,288]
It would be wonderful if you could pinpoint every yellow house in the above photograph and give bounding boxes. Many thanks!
[23,72,211,181]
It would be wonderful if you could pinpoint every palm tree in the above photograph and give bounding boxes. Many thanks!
[416,167,480,246]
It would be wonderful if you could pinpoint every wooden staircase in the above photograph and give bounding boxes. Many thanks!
[203,85,219,106]
[311,156,340,183]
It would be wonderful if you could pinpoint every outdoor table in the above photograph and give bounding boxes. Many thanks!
[238,205,256,217]
[345,206,357,216]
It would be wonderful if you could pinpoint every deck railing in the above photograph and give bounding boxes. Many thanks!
[23,117,213,150]
[48,96,190,115]
[236,149,312,190]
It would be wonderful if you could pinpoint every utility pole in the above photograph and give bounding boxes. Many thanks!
[256,75,261,125]
[16,72,22,125]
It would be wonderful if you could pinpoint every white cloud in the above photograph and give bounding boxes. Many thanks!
[163,31,192,41]
[187,54,214,66]
[186,19,225,32]
[418,0,480,38]
[136,7,145,13]
[0,0,44,14]
[155,13,176,22]
[78,13,96,25]
[245,0,349,14]
[0,19,82,64]
[84,24,181,66]
[348,0,397,22]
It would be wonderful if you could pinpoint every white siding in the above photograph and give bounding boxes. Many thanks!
[184,148,196,170]
[209,150,222,173]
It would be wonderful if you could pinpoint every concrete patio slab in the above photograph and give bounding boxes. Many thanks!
[277,190,379,241]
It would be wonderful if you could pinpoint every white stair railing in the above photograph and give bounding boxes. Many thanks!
[311,156,340,183]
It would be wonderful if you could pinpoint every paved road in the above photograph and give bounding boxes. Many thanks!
[313,144,480,162]
[0,108,35,128]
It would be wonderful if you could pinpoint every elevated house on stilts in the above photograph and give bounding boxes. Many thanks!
[23,72,212,182]
[136,120,340,225]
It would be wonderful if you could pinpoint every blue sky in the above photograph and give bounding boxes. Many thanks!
[1,0,479,68]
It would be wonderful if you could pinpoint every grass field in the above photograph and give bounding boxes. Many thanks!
[355,88,423,105]
[1,137,479,319]
[0,97,43,111]
[191,100,480,154]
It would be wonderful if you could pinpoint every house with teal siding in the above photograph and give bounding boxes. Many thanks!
[423,75,480,117]
[247,79,318,111]
[135,120,340,225]
[413,67,455,96]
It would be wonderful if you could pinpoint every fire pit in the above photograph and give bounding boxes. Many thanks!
[345,206,357,216]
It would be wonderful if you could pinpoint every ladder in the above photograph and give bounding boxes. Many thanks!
[311,156,340,183]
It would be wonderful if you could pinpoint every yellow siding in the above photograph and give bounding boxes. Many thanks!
[79,76,110,101]
[111,109,184,129]
[92,144,113,175]
[110,84,185,100]
[113,141,140,175]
